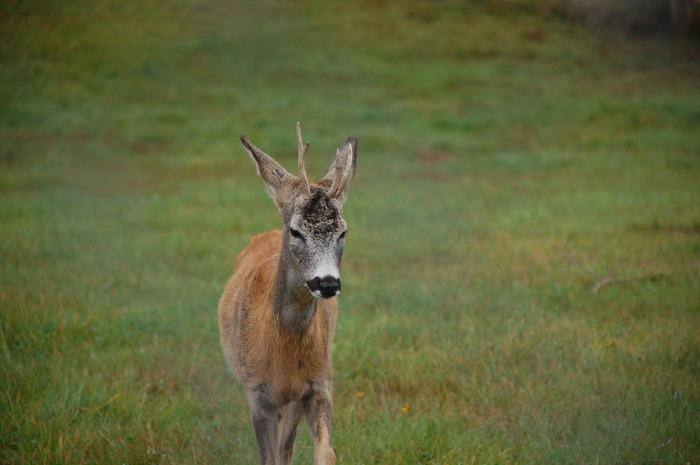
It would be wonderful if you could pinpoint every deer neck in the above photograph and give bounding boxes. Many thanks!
[272,246,317,334]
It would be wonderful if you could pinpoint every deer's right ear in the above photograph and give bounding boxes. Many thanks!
[319,136,358,205]
[241,135,291,201]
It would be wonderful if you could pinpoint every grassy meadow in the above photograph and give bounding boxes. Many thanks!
[2,0,700,463]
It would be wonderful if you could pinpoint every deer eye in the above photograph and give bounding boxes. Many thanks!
[290,228,304,240]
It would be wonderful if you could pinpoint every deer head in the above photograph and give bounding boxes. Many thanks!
[241,123,357,299]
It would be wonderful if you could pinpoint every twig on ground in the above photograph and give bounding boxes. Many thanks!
[591,272,676,294]
[559,248,605,280]
[559,247,699,294]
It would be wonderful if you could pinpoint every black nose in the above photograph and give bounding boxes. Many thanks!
[306,276,341,298]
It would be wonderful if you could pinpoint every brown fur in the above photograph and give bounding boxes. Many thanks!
[219,230,337,407]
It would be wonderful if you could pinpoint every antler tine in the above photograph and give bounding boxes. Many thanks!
[296,122,311,195]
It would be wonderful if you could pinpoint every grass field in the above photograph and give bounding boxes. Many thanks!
[2,0,699,464]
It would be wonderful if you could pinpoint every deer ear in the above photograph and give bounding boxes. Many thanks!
[241,135,293,204]
[319,136,357,204]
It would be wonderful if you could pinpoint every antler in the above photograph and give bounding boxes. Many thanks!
[296,122,311,195]
[328,142,354,199]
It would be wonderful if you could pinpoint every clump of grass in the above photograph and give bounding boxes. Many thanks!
[564,0,677,33]
[478,0,699,35]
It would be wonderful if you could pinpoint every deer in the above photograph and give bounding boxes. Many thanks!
[218,123,357,465]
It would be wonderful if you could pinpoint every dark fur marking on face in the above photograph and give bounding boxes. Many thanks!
[300,189,341,235]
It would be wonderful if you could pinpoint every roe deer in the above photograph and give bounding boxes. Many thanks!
[219,123,357,465]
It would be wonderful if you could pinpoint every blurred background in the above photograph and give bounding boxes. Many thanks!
[2,1,699,464]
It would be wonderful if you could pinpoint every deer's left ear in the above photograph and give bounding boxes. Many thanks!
[241,135,295,208]
[319,136,357,205]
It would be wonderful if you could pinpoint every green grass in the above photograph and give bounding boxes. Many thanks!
[2,0,699,464]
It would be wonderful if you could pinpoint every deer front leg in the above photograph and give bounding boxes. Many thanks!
[249,387,280,465]
[278,401,304,465]
[305,385,336,465]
